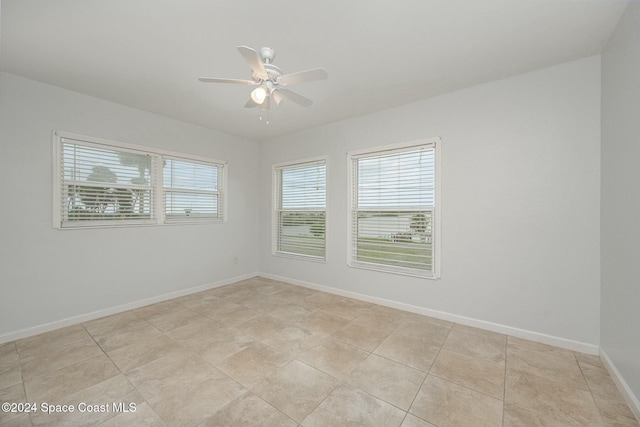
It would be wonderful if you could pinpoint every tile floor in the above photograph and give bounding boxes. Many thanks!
[1,276,638,427]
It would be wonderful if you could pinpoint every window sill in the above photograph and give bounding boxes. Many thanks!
[348,261,438,279]
[273,251,327,263]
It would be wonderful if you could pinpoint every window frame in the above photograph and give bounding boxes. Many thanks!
[347,138,441,278]
[53,131,227,229]
[272,156,328,262]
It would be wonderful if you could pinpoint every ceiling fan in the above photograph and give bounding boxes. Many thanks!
[199,46,328,110]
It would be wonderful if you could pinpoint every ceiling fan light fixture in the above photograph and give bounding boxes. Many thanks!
[250,85,268,104]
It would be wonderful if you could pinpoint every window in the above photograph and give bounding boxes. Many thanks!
[163,157,222,222]
[273,158,327,260]
[348,139,440,278]
[53,132,226,228]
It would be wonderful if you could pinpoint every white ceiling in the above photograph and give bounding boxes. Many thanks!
[1,0,627,141]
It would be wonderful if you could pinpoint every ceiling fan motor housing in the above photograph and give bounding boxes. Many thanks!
[259,47,275,63]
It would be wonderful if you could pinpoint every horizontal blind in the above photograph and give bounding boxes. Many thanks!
[163,157,222,221]
[60,138,155,226]
[276,160,326,259]
[352,144,435,274]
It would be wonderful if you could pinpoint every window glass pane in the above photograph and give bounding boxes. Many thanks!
[275,160,326,259]
[164,192,219,218]
[163,159,218,191]
[355,210,433,271]
[278,212,326,257]
[61,140,154,223]
[357,148,434,208]
[280,163,326,209]
[163,158,221,221]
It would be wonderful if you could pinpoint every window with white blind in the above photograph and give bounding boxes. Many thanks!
[273,158,327,260]
[163,157,222,222]
[348,139,440,278]
[53,132,226,228]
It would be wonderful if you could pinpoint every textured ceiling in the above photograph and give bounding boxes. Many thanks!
[0,0,627,141]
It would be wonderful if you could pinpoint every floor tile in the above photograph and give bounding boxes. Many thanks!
[580,362,624,401]
[125,351,215,400]
[505,368,602,426]
[304,292,344,306]
[253,359,339,423]
[133,299,186,319]
[146,372,246,426]
[302,384,406,427]
[180,294,237,315]
[503,403,564,427]
[0,357,21,390]
[507,343,588,391]
[297,337,369,380]
[293,311,350,335]
[23,353,120,402]
[199,392,297,427]
[451,324,505,341]
[574,351,605,369]
[593,396,640,427]
[84,313,162,352]
[98,402,165,427]
[0,342,17,365]
[29,374,143,426]
[261,324,325,355]
[163,317,226,344]
[0,383,28,426]
[410,375,503,427]
[231,315,288,341]
[211,305,262,326]
[401,413,438,427]
[266,303,316,323]
[142,308,204,332]
[0,414,31,427]
[393,318,450,345]
[107,334,183,372]
[374,331,442,372]
[442,327,506,365]
[16,325,93,357]
[348,353,425,410]
[20,339,103,379]
[507,336,575,359]
[333,320,394,351]
[430,348,505,399]
[318,299,372,320]
[180,329,255,365]
[215,342,292,388]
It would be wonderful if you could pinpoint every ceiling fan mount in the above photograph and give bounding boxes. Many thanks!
[199,45,328,111]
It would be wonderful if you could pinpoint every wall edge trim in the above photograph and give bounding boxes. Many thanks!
[600,348,640,423]
[259,272,600,354]
[0,272,258,344]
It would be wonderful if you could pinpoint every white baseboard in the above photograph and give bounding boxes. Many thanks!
[259,272,600,355]
[600,349,640,423]
[0,272,258,344]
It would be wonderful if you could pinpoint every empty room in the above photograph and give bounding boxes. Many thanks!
[1,1,639,426]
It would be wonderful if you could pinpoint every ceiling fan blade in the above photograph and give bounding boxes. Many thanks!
[259,95,271,111]
[237,46,268,80]
[278,68,328,86]
[276,88,313,107]
[271,89,285,106]
[199,77,257,85]
[244,98,258,108]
